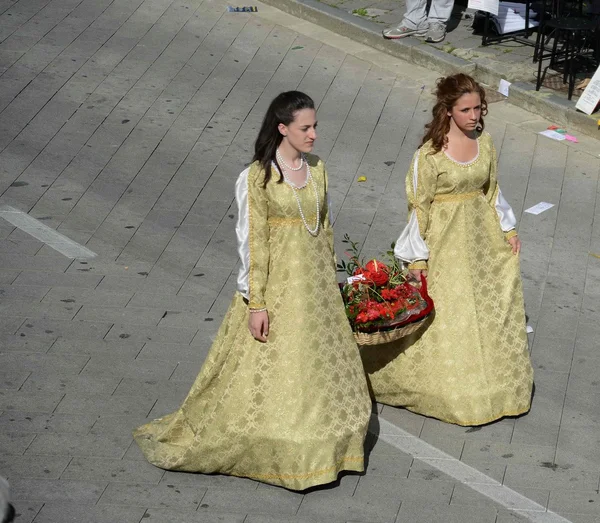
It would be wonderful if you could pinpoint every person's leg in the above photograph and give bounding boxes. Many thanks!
[382,0,428,39]
[424,0,455,42]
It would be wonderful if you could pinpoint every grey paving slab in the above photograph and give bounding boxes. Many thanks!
[14,318,112,340]
[0,253,69,273]
[147,394,188,419]
[142,508,246,523]
[395,501,497,523]
[127,292,205,311]
[7,238,76,263]
[95,274,184,294]
[245,517,320,523]
[48,338,143,357]
[450,483,550,509]
[87,410,149,433]
[74,304,165,326]
[169,359,205,382]
[113,377,192,398]
[98,482,206,509]
[0,352,89,375]
[548,489,600,517]
[0,371,30,391]
[0,315,25,335]
[301,478,400,523]
[8,501,43,523]
[0,391,64,413]
[0,411,97,434]
[364,452,411,478]
[201,487,303,517]
[81,353,177,380]
[40,287,134,308]
[31,503,147,523]
[419,416,515,444]
[0,269,18,284]
[10,478,107,504]
[555,430,600,472]
[503,462,600,492]
[159,470,259,490]
[354,474,454,507]
[25,432,132,459]
[0,301,80,320]
[104,322,198,344]
[61,456,165,484]
[0,432,35,455]
[460,440,556,467]
[412,432,466,460]
[11,270,103,288]
[511,371,568,447]
[0,283,49,300]
[0,454,70,481]
[497,511,599,523]
[54,392,157,417]
[0,334,53,353]
[19,373,120,395]
[409,459,506,484]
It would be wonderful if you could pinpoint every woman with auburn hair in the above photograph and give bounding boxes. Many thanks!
[361,74,533,426]
[133,91,371,490]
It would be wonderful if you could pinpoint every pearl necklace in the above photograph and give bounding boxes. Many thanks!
[275,153,320,236]
[276,149,304,171]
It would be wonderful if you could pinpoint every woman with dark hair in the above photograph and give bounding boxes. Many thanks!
[361,74,533,426]
[134,91,371,490]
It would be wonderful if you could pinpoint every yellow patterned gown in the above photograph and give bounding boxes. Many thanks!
[361,132,533,426]
[133,155,371,490]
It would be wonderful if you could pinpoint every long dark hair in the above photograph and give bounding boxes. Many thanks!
[253,91,315,188]
[422,74,488,154]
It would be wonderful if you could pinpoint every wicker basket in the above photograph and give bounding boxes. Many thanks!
[351,274,434,346]
[353,316,429,345]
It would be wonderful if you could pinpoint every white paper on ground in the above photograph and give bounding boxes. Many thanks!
[539,129,566,141]
[524,202,554,215]
[498,79,511,96]
[526,325,534,333]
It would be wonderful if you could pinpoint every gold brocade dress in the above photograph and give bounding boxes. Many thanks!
[361,132,534,426]
[133,155,371,490]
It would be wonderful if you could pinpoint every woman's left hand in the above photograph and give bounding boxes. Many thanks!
[508,235,521,255]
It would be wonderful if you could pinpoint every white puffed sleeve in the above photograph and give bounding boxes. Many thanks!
[235,166,251,300]
[486,139,517,237]
[494,189,517,232]
[394,148,436,268]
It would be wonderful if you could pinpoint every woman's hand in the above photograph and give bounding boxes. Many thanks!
[248,310,269,342]
[409,269,428,280]
[508,235,521,255]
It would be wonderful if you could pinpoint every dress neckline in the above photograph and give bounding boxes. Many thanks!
[443,135,480,166]
[273,162,309,189]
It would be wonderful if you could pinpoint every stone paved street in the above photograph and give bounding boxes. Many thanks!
[2,1,600,522]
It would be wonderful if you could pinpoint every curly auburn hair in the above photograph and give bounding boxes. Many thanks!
[421,74,488,154]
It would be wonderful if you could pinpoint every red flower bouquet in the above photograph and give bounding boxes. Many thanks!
[337,235,434,345]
